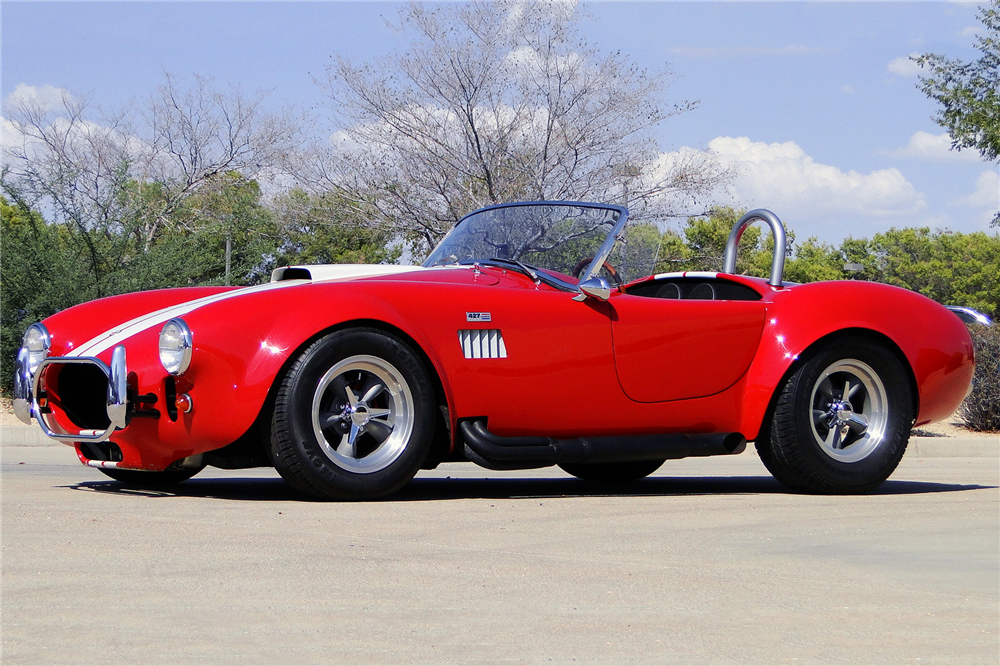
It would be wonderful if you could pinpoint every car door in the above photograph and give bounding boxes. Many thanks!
[610,287,766,403]
[437,272,619,435]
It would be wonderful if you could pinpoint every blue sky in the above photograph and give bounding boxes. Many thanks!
[3,1,998,244]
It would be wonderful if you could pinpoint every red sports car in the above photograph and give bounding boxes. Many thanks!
[12,202,975,499]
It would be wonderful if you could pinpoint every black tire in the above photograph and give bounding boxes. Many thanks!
[756,336,913,494]
[558,459,665,483]
[271,328,435,500]
[99,467,202,487]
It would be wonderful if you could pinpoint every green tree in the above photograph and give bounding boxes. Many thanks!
[0,194,93,392]
[916,0,999,225]
[866,228,1000,316]
[181,172,284,286]
[271,189,402,267]
[783,238,844,284]
[659,207,795,277]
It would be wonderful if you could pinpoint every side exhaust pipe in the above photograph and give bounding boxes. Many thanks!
[459,420,746,470]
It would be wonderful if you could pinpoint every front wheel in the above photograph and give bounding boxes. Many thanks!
[271,328,435,500]
[756,337,913,494]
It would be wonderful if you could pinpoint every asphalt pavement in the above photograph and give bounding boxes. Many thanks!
[2,437,998,665]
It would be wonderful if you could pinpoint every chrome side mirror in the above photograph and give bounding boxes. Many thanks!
[574,276,612,302]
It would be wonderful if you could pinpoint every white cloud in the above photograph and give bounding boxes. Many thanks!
[2,84,75,165]
[701,136,926,240]
[889,130,984,162]
[4,83,71,113]
[887,54,923,77]
[953,169,1000,226]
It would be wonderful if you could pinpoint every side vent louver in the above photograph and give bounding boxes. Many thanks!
[459,329,507,359]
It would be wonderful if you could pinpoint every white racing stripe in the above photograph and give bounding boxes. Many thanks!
[67,263,431,358]
[68,280,306,358]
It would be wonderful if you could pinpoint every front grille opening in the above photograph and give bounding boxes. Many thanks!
[54,364,111,430]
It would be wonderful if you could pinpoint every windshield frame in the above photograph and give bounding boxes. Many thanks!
[423,200,631,286]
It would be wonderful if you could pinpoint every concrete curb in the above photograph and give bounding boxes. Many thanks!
[2,424,62,447]
[2,424,996,457]
[908,436,998,458]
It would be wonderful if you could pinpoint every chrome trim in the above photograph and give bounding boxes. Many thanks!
[945,305,992,326]
[722,209,786,287]
[107,345,128,429]
[32,348,130,443]
[23,323,52,374]
[12,347,34,424]
[85,459,122,469]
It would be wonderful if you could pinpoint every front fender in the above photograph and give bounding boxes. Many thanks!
[151,280,460,455]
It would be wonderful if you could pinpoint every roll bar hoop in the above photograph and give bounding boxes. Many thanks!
[722,209,786,287]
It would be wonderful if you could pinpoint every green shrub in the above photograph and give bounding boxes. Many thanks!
[960,324,1000,432]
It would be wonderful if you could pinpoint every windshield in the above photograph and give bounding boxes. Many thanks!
[424,202,653,283]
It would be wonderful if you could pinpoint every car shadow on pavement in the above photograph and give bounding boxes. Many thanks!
[63,474,995,502]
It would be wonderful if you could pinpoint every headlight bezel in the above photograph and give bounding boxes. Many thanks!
[159,318,193,376]
[22,323,52,375]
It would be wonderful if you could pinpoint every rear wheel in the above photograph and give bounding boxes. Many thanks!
[558,459,665,483]
[271,328,435,500]
[756,337,913,494]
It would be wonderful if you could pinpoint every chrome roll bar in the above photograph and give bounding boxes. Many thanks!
[722,209,787,287]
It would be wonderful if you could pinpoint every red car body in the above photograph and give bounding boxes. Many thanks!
[13,203,975,498]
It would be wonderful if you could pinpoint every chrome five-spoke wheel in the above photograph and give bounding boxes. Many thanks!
[312,355,415,474]
[809,359,888,463]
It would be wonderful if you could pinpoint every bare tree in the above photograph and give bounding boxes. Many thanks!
[311,1,731,254]
[145,74,302,204]
[3,75,302,293]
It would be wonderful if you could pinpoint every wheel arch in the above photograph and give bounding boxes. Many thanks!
[258,318,454,464]
[749,327,919,443]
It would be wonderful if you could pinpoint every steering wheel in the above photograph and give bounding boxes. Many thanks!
[572,257,622,286]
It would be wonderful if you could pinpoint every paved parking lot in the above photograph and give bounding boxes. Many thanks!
[2,441,997,665]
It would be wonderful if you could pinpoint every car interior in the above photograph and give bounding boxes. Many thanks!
[625,277,763,301]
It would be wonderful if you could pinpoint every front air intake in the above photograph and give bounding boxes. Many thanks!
[51,363,112,430]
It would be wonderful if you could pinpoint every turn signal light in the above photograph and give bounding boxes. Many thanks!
[175,393,193,414]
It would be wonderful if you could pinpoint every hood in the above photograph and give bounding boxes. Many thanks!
[56,265,430,358]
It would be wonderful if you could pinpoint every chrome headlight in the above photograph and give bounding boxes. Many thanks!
[22,323,51,374]
[159,318,193,375]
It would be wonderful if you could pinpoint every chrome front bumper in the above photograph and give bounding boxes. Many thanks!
[13,344,129,443]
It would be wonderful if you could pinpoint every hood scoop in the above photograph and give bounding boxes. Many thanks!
[271,264,427,283]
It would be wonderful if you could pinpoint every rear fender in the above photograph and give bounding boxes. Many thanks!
[740,282,974,439]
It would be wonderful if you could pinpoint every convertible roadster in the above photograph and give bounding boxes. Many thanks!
[13,202,975,499]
